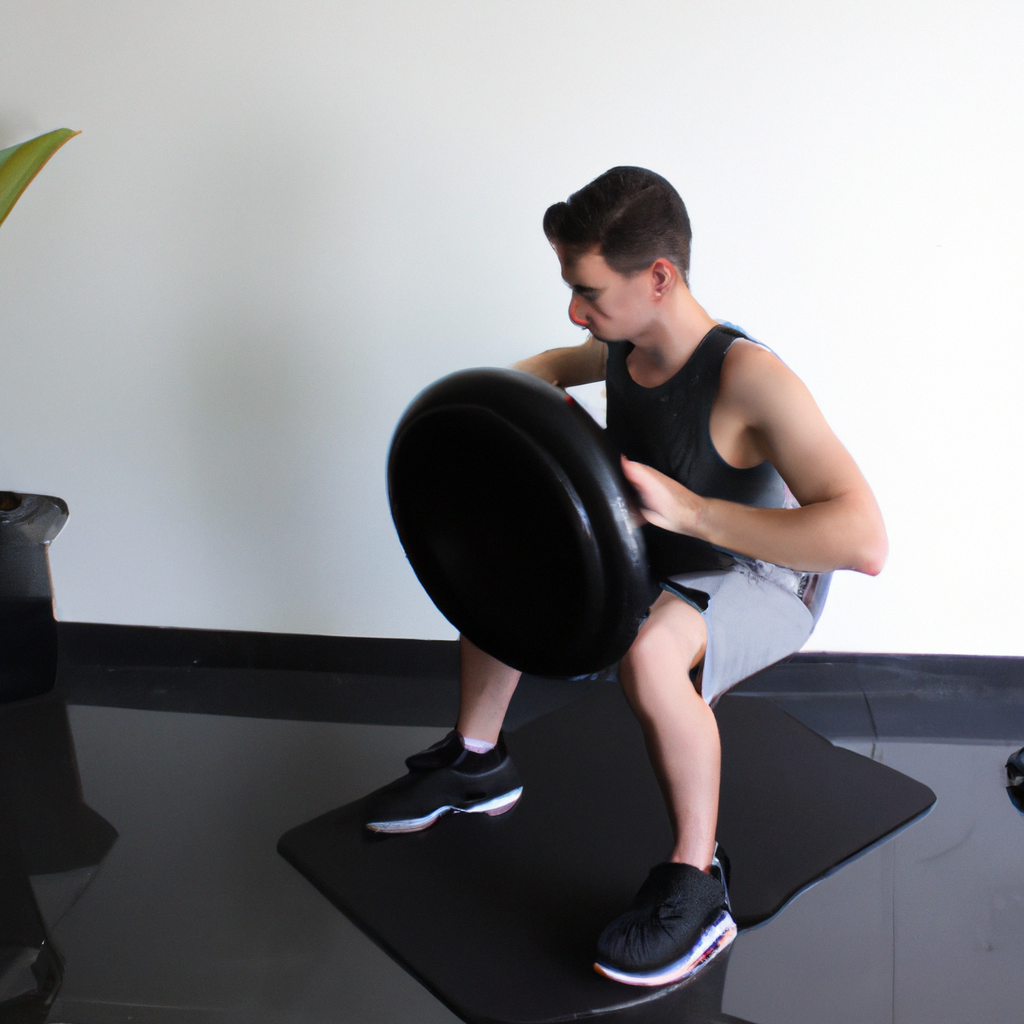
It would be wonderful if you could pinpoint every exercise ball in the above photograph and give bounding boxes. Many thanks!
[387,369,654,677]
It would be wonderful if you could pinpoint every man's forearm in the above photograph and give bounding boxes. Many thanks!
[695,493,887,576]
[511,337,605,388]
[621,456,887,576]
[510,351,564,384]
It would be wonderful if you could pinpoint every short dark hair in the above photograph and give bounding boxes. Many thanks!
[543,167,692,282]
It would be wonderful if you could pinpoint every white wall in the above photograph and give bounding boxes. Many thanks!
[1,1,1021,654]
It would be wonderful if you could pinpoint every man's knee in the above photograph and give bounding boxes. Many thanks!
[621,597,707,687]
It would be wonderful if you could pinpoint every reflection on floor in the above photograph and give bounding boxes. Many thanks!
[3,627,1019,1023]
[0,696,117,1021]
[723,740,1024,1024]
[48,712,457,1024]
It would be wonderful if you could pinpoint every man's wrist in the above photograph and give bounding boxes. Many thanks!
[680,492,711,540]
[697,495,713,540]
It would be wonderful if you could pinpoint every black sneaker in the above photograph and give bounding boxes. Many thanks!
[593,848,736,986]
[365,730,523,833]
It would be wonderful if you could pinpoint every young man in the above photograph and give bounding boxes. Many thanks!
[366,168,887,986]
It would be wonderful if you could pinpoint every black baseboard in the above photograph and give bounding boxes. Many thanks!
[57,621,459,677]
[57,621,1024,685]
[51,622,1024,740]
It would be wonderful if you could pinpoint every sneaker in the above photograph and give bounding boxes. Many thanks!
[365,730,523,833]
[593,848,736,987]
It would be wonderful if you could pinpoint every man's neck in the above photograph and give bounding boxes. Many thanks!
[626,286,718,387]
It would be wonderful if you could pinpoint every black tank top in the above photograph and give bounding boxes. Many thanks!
[605,324,786,576]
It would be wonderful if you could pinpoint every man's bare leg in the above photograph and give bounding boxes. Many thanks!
[364,635,522,831]
[596,592,733,984]
[455,635,521,745]
[618,590,718,872]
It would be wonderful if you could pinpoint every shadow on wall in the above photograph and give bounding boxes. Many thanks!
[177,318,336,633]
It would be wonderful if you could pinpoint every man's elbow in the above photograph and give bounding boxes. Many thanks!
[853,526,888,577]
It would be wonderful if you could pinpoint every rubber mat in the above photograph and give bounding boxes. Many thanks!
[279,688,935,1023]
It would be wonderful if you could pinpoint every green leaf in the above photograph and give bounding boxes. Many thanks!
[0,128,80,230]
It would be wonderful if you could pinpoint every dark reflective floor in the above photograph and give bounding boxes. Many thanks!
[50,712,459,1024]
[3,629,1021,1023]
[723,739,1024,1023]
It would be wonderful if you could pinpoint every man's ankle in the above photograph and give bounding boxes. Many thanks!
[462,735,496,754]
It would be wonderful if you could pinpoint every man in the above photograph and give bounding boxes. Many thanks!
[365,167,887,986]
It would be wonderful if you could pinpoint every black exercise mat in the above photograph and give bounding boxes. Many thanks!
[279,688,935,1023]
[713,695,934,926]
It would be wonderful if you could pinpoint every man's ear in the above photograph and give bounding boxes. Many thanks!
[649,258,678,300]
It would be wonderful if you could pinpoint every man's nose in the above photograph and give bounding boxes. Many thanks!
[568,296,589,327]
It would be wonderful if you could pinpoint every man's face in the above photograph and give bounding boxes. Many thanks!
[555,245,653,344]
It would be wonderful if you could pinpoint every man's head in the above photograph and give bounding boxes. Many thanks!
[544,168,693,343]
[543,167,692,284]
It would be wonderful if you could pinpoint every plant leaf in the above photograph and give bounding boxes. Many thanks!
[0,128,80,230]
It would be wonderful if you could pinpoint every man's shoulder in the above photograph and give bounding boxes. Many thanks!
[720,336,785,381]
[718,337,804,416]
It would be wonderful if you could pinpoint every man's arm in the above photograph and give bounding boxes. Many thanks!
[621,344,888,575]
[511,334,607,387]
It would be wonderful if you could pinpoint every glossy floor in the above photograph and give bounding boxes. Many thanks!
[40,704,1023,1023]
[1,632,1018,1024]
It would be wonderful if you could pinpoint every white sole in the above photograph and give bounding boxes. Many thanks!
[593,910,737,987]
[366,787,523,833]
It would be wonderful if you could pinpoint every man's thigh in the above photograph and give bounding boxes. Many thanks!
[679,567,813,705]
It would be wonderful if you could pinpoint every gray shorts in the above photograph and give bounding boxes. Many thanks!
[662,558,831,707]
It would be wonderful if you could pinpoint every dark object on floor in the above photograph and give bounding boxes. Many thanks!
[279,688,935,1023]
[0,696,119,888]
[0,793,63,1024]
[0,492,68,704]
[387,369,654,677]
[1006,745,1024,815]
[1006,746,1024,786]
[0,694,118,1020]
